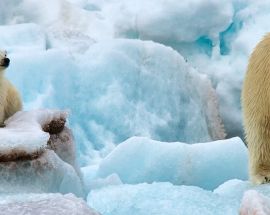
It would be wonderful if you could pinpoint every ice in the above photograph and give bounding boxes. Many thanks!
[240,190,270,215]
[87,180,270,215]
[0,24,46,53]
[0,109,84,197]
[96,136,248,190]
[99,0,233,44]
[5,38,225,164]
[87,182,237,215]
[173,1,270,138]
[47,126,81,175]
[0,150,83,197]
[0,193,100,215]
[1,1,269,213]
[0,0,267,142]
[0,109,67,158]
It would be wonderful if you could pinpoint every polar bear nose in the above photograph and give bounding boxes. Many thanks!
[3,58,10,67]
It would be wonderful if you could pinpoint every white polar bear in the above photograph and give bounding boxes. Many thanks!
[0,50,22,125]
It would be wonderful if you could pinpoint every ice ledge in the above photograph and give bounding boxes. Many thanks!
[0,109,84,197]
[0,109,68,161]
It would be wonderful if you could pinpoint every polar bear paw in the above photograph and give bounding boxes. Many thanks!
[251,169,270,185]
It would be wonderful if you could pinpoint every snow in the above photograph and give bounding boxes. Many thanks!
[87,181,270,215]
[97,137,248,190]
[0,24,46,53]
[240,190,270,215]
[100,0,234,43]
[0,109,84,197]
[0,109,67,158]
[0,193,100,215]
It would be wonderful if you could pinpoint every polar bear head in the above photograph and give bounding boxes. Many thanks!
[0,50,10,72]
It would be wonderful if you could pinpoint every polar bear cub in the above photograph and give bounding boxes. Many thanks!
[0,50,22,125]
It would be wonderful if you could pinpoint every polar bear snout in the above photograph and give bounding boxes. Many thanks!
[1,57,10,68]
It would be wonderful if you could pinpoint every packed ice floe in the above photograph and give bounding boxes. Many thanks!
[1,0,270,214]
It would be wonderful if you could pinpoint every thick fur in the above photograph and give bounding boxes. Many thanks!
[0,50,22,125]
[242,33,270,184]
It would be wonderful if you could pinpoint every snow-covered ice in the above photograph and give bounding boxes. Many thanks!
[94,137,248,190]
[0,109,84,197]
[88,182,233,215]
[240,190,270,215]
[0,24,46,53]
[6,38,225,164]
[0,193,100,215]
[0,109,67,159]
[0,0,268,144]
[87,181,270,215]
[1,0,270,214]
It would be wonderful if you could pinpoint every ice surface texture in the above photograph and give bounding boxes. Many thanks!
[0,109,84,197]
[240,190,270,215]
[0,193,100,215]
[0,0,268,146]
[96,137,248,190]
[6,38,225,164]
[88,180,270,215]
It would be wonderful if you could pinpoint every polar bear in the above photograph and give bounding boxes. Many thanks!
[242,33,270,184]
[0,50,22,126]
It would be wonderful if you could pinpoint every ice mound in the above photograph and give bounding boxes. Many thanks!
[0,193,100,215]
[6,39,225,165]
[97,136,248,190]
[0,109,84,197]
[75,39,225,161]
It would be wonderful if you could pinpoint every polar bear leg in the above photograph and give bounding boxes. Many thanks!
[248,132,270,184]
